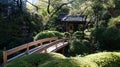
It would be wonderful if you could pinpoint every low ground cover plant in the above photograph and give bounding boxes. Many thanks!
[5,53,65,67]
[39,57,98,67]
[84,52,120,67]
[6,52,120,67]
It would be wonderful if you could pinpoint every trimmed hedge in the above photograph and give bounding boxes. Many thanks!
[39,57,98,67]
[34,31,63,41]
[84,52,120,67]
[5,52,120,67]
[5,53,65,67]
[69,40,90,56]
[51,31,63,39]
[91,27,120,50]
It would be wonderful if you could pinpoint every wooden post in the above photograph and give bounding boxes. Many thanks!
[49,40,51,43]
[40,43,43,45]
[55,44,58,48]
[38,42,42,46]
[62,47,65,55]
[3,47,7,64]
[44,49,47,53]
[62,40,65,55]
[62,40,65,46]
[26,44,29,55]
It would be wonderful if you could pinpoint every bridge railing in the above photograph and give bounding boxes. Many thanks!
[3,37,58,64]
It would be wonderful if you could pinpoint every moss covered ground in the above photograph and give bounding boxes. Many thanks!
[5,52,120,67]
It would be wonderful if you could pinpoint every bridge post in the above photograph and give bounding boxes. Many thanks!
[26,44,29,55]
[62,47,65,55]
[62,40,65,55]
[38,43,42,46]
[55,44,58,48]
[3,47,7,64]
[44,49,47,52]
[40,43,43,46]
[49,40,51,43]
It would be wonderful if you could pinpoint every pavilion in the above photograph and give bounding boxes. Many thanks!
[58,14,89,33]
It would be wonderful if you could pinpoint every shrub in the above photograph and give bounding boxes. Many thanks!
[5,60,31,67]
[5,53,65,67]
[91,27,106,43]
[34,31,63,41]
[91,27,120,50]
[50,31,63,39]
[39,57,98,67]
[34,31,55,41]
[72,31,84,39]
[102,27,120,50]
[69,40,90,56]
[0,50,2,63]
[84,52,120,67]
[109,16,120,29]
[0,12,43,50]
[64,32,71,39]
[82,39,90,47]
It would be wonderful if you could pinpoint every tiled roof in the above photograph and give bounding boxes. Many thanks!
[58,14,87,22]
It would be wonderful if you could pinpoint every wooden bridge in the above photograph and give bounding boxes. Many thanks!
[3,37,69,64]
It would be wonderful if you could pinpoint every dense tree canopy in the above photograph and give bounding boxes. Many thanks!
[0,0,120,50]
[1,0,120,65]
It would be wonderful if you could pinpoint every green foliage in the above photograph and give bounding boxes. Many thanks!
[114,0,120,15]
[91,27,120,50]
[102,0,115,9]
[39,57,98,67]
[73,31,84,39]
[0,12,43,49]
[91,27,106,43]
[33,0,70,27]
[51,31,64,39]
[0,50,2,63]
[102,27,120,50]
[5,53,65,67]
[69,40,90,56]
[64,32,71,38]
[34,31,55,41]
[85,52,120,67]
[5,60,31,67]
[34,31,63,40]
[109,16,120,29]
[5,52,120,67]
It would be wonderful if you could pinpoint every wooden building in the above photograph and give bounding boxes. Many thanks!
[58,14,88,33]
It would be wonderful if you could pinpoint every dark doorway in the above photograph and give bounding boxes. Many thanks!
[74,24,79,31]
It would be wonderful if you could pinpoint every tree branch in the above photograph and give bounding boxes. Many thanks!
[49,1,73,18]
[26,0,41,11]
[47,0,51,14]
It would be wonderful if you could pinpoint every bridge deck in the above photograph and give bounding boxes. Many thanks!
[3,37,68,64]
[45,42,68,52]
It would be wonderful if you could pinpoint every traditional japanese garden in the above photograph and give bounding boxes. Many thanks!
[0,0,120,67]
